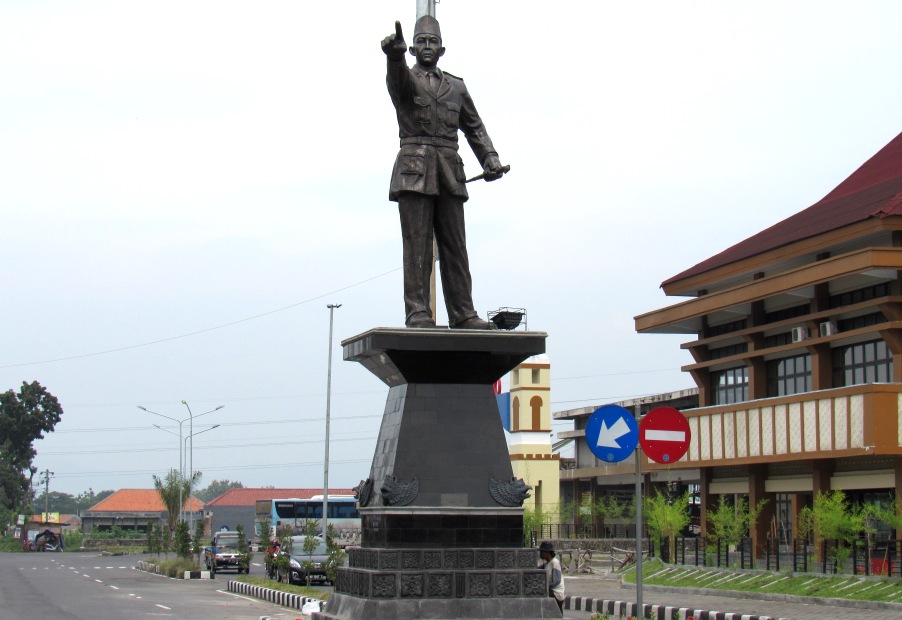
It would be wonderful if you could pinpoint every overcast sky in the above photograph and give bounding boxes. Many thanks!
[3,1,901,496]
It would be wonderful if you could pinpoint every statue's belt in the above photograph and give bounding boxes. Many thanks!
[400,136,459,150]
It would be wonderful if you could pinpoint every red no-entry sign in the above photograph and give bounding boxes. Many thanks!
[639,406,691,464]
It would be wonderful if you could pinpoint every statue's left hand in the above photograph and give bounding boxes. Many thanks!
[482,154,504,182]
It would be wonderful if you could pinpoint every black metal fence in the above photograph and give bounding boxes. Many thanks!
[535,524,902,577]
[535,523,641,540]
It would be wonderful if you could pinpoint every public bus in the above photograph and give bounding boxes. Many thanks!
[255,496,360,547]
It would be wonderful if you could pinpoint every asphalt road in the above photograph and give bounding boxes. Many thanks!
[0,551,310,619]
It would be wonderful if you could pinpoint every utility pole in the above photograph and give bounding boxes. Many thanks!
[40,469,54,522]
[416,0,438,321]
[416,0,436,19]
[323,303,341,539]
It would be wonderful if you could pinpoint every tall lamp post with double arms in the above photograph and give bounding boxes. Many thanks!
[181,401,224,530]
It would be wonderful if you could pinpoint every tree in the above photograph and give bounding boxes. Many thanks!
[146,520,160,556]
[74,488,115,512]
[152,469,201,535]
[34,491,80,515]
[195,479,244,503]
[0,381,63,512]
[324,523,346,584]
[192,519,205,566]
[707,495,768,553]
[523,507,552,545]
[798,490,867,572]
[644,489,691,563]
[301,519,320,586]
[236,524,252,574]
[174,520,192,560]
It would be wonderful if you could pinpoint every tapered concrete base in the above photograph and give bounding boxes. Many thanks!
[318,329,552,620]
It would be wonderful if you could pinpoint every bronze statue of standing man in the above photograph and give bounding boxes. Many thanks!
[382,16,505,330]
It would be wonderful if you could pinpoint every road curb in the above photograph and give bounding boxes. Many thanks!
[564,595,784,620]
[227,580,324,613]
[641,582,902,613]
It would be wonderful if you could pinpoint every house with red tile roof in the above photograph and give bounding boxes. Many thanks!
[204,487,355,540]
[81,489,202,533]
[635,129,902,557]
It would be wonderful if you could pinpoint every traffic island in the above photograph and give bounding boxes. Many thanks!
[135,560,212,579]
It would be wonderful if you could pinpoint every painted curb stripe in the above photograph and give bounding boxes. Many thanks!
[563,596,784,620]
[226,581,323,612]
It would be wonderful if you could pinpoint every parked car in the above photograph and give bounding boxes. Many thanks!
[278,536,330,585]
[204,530,249,574]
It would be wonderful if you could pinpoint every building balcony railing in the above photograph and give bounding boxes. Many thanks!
[644,383,902,470]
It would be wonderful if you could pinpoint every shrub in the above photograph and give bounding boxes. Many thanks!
[156,557,198,578]
[63,530,84,550]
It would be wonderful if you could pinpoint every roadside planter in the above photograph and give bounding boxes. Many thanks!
[135,560,212,579]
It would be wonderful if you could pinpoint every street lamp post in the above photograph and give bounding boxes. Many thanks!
[324,303,341,539]
[181,401,224,530]
[141,403,223,528]
[140,406,187,522]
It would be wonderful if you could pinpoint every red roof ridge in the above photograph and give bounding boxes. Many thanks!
[663,129,902,289]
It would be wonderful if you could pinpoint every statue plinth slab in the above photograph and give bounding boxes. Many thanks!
[315,328,559,619]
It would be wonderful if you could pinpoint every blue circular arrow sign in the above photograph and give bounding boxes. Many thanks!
[585,404,639,463]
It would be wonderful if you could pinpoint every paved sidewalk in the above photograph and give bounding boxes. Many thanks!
[561,573,884,620]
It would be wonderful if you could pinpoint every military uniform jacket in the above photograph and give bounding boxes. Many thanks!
[386,57,498,202]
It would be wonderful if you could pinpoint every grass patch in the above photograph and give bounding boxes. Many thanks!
[621,560,902,604]
[235,576,331,601]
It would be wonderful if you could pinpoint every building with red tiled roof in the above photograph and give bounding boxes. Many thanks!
[203,487,355,540]
[635,129,902,559]
[81,489,202,533]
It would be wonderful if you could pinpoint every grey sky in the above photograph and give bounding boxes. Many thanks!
[3,1,901,495]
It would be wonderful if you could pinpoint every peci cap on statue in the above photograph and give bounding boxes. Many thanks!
[413,15,442,40]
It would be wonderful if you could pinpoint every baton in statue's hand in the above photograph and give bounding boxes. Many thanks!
[465,164,511,183]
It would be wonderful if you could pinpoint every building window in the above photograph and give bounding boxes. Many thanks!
[832,339,893,386]
[532,368,541,384]
[766,354,812,397]
[709,343,748,360]
[712,366,748,405]
[707,319,747,338]
[764,332,794,348]
[512,397,520,431]
[829,282,891,309]
[765,303,810,324]
[837,312,886,332]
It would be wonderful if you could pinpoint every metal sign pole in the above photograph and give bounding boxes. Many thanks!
[634,412,643,616]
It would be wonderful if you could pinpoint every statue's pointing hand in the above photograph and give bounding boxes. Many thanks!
[382,21,407,59]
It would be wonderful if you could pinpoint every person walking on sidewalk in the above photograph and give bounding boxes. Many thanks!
[539,541,565,614]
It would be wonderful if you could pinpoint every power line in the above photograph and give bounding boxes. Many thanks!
[38,432,376,456]
[0,267,399,369]
[61,390,387,409]
[51,457,373,479]
[51,412,383,434]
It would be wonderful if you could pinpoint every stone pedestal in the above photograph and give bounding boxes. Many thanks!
[314,328,560,619]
